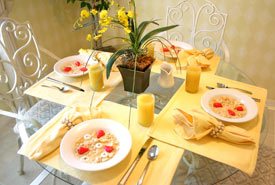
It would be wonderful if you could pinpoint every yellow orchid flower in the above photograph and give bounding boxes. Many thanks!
[98,27,108,34]
[86,34,92,41]
[124,27,131,34]
[100,10,108,20]
[90,9,98,15]
[94,34,103,41]
[127,11,134,18]
[80,9,90,19]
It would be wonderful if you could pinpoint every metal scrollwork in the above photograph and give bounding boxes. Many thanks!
[166,0,227,53]
[0,18,45,111]
[167,31,184,41]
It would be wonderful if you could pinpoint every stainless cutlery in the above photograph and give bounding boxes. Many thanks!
[46,77,85,92]
[217,82,252,95]
[137,145,159,185]
[118,137,153,185]
[41,85,70,93]
[206,86,260,102]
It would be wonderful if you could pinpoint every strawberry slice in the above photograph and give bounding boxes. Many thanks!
[171,45,176,49]
[96,130,105,138]
[63,66,72,72]
[80,67,88,72]
[213,102,223,108]
[228,109,236,116]
[104,146,114,153]
[235,106,244,111]
[77,146,89,155]
[162,48,169,52]
[74,61,81,66]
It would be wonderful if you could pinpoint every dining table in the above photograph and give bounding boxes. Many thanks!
[18,48,268,185]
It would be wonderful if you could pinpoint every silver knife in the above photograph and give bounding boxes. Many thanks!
[205,86,260,102]
[118,137,153,185]
[46,77,85,92]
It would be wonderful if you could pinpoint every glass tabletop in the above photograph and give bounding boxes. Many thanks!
[29,60,267,185]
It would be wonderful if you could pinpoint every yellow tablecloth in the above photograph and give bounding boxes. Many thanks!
[149,74,267,175]
[19,101,183,185]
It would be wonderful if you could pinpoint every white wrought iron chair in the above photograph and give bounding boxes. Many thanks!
[164,0,229,62]
[0,17,64,182]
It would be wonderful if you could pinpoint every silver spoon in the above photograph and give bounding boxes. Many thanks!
[137,145,159,185]
[217,82,252,95]
[41,85,70,93]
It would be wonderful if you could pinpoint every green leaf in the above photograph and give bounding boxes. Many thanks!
[129,32,135,44]
[106,49,131,78]
[80,2,86,8]
[103,37,131,44]
[86,3,92,10]
[139,25,178,47]
[137,20,159,39]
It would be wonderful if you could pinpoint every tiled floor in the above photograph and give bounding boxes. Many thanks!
[0,109,274,185]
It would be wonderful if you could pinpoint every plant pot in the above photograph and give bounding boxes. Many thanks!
[118,65,151,94]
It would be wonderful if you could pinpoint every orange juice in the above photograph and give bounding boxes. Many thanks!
[88,63,104,91]
[137,93,155,127]
[147,43,155,58]
[185,65,201,93]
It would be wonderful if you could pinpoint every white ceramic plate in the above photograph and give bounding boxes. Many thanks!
[155,40,193,59]
[54,55,97,77]
[201,88,258,123]
[60,119,132,171]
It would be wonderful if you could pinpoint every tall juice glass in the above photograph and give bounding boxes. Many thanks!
[185,65,201,93]
[88,63,104,91]
[137,93,155,127]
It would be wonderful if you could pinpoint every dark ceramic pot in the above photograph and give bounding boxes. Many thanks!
[118,65,151,94]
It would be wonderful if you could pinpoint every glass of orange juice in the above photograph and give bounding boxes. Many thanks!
[88,63,104,91]
[137,93,155,127]
[185,65,201,93]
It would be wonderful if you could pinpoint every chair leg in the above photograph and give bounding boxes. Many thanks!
[17,137,25,175]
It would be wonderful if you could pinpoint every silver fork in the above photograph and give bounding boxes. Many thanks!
[206,86,260,102]
[217,83,253,95]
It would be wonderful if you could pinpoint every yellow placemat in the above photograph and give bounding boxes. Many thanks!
[149,74,267,175]
[24,71,121,107]
[19,101,184,185]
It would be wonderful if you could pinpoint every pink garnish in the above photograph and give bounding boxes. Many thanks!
[162,48,169,52]
[228,109,236,116]
[213,102,223,108]
[63,66,72,72]
[74,61,81,66]
[77,146,89,155]
[96,130,105,138]
[80,67,88,72]
[104,146,114,153]
[235,106,244,111]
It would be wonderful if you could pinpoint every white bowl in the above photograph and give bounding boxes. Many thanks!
[54,55,97,77]
[60,119,132,171]
[201,88,258,123]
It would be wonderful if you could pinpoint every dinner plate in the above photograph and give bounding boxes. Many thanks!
[201,88,258,123]
[155,40,193,59]
[60,119,132,171]
[54,55,97,77]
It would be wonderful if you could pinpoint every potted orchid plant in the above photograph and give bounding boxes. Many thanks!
[71,0,178,93]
